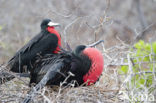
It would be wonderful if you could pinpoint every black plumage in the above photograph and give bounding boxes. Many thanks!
[30,45,91,86]
[7,19,60,73]
[23,41,104,103]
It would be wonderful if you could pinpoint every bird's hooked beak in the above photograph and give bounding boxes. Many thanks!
[48,21,60,27]
[87,40,104,47]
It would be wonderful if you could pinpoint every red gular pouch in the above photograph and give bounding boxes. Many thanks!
[47,26,61,53]
[82,48,104,86]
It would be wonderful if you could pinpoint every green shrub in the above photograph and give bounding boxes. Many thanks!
[119,40,156,89]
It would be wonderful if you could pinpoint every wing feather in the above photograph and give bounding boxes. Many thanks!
[8,32,58,72]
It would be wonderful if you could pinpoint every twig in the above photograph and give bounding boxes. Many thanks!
[134,23,154,41]
[63,16,91,43]
[131,71,156,75]
[22,62,64,103]
[134,0,152,41]
[135,0,147,30]
[0,69,29,85]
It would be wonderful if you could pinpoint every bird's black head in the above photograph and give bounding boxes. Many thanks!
[40,19,60,31]
[40,19,51,30]
[74,45,86,55]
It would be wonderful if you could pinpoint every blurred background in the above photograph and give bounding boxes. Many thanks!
[0,0,156,63]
